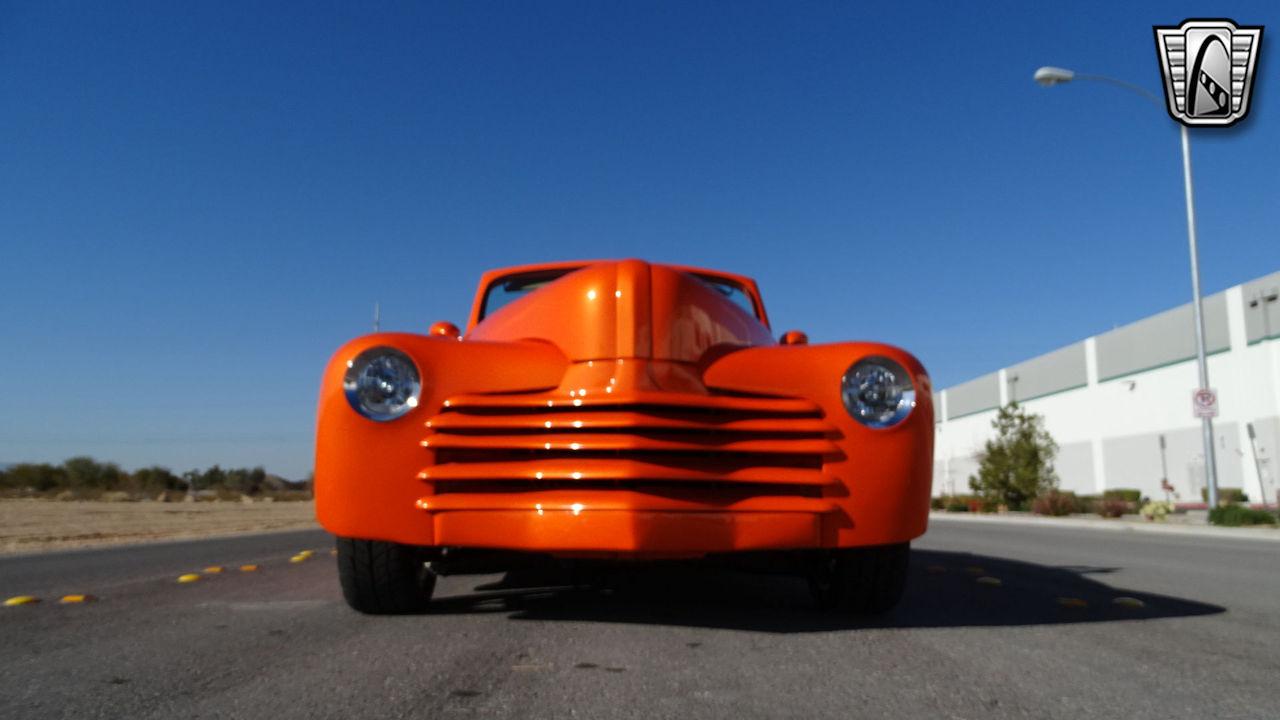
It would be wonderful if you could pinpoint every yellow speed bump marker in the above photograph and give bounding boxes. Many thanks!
[204,566,224,574]
[59,594,95,604]
[4,595,40,606]
[975,576,1002,587]
[1113,596,1146,609]
[297,550,315,558]
[1057,597,1088,608]
[177,573,202,583]
[239,564,259,572]
[330,549,338,556]
[289,554,308,563]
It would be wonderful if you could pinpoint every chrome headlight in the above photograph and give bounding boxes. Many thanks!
[841,356,915,428]
[343,347,421,422]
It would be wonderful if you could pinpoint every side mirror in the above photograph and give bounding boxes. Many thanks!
[429,321,461,339]
[780,330,808,345]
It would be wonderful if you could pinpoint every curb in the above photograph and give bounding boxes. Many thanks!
[929,511,1280,543]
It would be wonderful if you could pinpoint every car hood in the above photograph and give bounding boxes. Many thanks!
[467,259,776,363]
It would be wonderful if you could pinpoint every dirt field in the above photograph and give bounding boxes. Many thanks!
[0,499,320,555]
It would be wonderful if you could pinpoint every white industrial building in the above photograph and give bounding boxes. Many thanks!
[932,270,1280,505]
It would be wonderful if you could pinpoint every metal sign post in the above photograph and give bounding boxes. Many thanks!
[1158,434,1172,502]
[1246,423,1270,511]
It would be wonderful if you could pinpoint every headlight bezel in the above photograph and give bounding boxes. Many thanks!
[840,356,916,429]
[342,347,422,422]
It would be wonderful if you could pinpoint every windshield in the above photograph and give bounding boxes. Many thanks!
[695,275,760,320]
[482,270,761,322]
[480,269,576,319]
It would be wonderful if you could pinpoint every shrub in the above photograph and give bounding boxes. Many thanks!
[936,495,986,512]
[1096,498,1129,518]
[63,456,127,491]
[0,458,306,500]
[969,403,1059,510]
[2,463,69,493]
[266,489,312,502]
[966,495,999,513]
[128,466,184,494]
[932,494,990,512]
[1209,505,1277,527]
[1032,490,1077,516]
[1140,500,1174,522]
[1103,488,1143,504]
[1074,495,1099,515]
[1202,487,1249,505]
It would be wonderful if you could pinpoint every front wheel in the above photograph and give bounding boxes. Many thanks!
[808,543,909,614]
[336,537,436,614]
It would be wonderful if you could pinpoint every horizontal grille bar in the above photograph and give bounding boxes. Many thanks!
[433,480,822,497]
[420,458,833,486]
[431,449,825,471]
[440,391,821,416]
[417,490,837,514]
[427,410,830,435]
[422,432,838,456]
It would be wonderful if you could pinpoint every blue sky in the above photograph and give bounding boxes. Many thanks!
[2,1,1277,478]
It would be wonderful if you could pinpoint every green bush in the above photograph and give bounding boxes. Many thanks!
[0,463,68,493]
[1209,505,1277,527]
[63,456,126,490]
[1202,487,1249,504]
[1074,495,1099,514]
[127,466,184,494]
[1103,488,1142,504]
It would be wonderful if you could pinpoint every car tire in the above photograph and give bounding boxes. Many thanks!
[808,543,909,614]
[336,536,437,614]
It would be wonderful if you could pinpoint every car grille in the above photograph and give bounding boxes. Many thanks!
[419,391,840,500]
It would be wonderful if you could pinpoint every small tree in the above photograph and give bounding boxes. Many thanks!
[63,456,125,491]
[131,466,183,494]
[969,403,1058,510]
[3,463,66,492]
[198,465,227,491]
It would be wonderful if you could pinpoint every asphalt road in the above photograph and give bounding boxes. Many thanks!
[2,519,1277,720]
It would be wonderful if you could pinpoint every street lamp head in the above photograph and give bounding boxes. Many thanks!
[1034,66,1075,87]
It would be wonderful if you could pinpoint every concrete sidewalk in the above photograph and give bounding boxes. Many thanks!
[929,510,1280,542]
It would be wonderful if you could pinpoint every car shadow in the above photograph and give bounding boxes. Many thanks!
[421,549,1224,633]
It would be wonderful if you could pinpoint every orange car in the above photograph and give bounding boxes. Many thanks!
[315,259,933,614]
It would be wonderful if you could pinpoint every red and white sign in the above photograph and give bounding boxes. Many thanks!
[1192,388,1219,419]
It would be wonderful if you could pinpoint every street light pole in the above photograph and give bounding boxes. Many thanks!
[1034,66,1219,507]
[1179,124,1219,508]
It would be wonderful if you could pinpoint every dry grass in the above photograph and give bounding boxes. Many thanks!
[0,499,320,555]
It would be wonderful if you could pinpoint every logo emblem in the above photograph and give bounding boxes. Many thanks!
[1154,19,1263,127]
